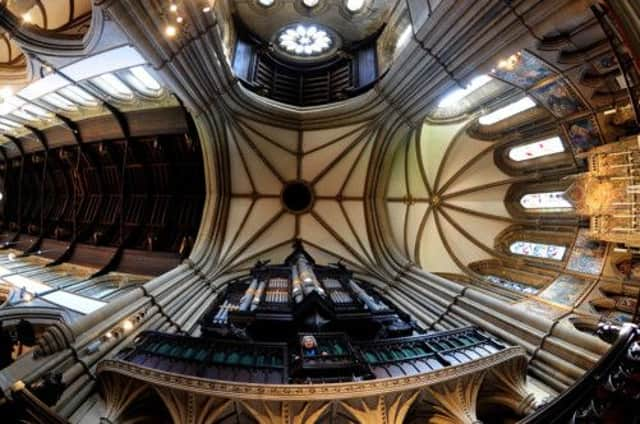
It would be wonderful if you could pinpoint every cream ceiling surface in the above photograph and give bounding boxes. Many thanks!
[210,111,390,280]
[385,118,514,275]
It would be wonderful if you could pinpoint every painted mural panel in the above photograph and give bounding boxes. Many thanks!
[530,79,584,118]
[567,229,607,275]
[565,116,601,154]
[614,255,640,280]
[491,51,554,88]
[539,274,592,305]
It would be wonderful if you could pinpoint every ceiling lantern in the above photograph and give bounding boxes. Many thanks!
[277,24,332,57]
[345,0,365,12]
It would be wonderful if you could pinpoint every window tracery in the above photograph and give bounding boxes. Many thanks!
[519,192,572,210]
[508,136,565,161]
[509,241,567,261]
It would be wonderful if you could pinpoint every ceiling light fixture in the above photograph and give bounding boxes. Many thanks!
[345,0,365,12]
[165,25,177,37]
[258,0,274,5]
[278,25,332,56]
[302,0,320,7]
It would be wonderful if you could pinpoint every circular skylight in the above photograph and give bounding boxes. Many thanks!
[278,25,332,56]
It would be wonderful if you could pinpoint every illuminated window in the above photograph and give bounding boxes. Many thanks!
[509,241,566,261]
[479,96,536,125]
[58,86,98,107]
[22,104,51,118]
[485,275,538,294]
[125,66,162,96]
[520,192,572,210]
[42,93,78,111]
[345,0,365,12]
[91,74,134,100]
[397,25,412,49]
[0,118,20,128]
[508,136,565,161]
[278,25,332,56]
[438,75,492,108]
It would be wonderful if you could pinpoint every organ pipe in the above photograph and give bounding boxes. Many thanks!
[239,278,258,311]
[349,279,384,312]
[250,280,266,311]
[297,256,325,297]
[291,265,303,303]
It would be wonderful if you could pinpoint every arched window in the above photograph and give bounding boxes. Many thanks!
[479,96,536,125]
[520,192,572,210]
[509,241,566,261]
[485,275,538,294]
[508,136,565,162]
[438,75,492,107]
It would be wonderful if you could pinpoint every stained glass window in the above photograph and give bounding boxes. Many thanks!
[509,241,566,260]
[485,275,538,294]
[520,192,572,209]
[508,136,565,161]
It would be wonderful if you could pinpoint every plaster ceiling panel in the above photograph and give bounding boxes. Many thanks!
[300,213,361,267]
[436,213,493,270]
[222,198,284,264]
[386,201,407,258]
[302,122,367,153]
[313,137,368,196]
[385,139,408,198]
[440,207,511,256]
[221,198,255,257]
[234,127,284,195]
[419,120,469,189]
[443,151,511,196]
[418,214,461,274]
[227,212,295,269]
[406,202,430,263]
[9,0,92,30]
[405,132,430,198]
[314,199,372,266]
[343,137,374,198]
[435,133,497,194]
[227,127,254,194]
[237,121,298,182]
[239,119,299,154]
[342,200,374,262]
[446,185,511,218]
[301,128,366,184]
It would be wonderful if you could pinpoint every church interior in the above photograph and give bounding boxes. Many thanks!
[0,0,638,422]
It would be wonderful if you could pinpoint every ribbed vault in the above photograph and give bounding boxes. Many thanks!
[208,114,383,279]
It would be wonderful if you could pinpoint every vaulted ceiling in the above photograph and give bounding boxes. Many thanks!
[210,113,384,279]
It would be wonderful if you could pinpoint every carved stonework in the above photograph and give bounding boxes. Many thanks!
[566,137,640,247]
[96,348,530,424]
[422,372,486,424]
[478,356,536,416]
[99,373,148,423]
